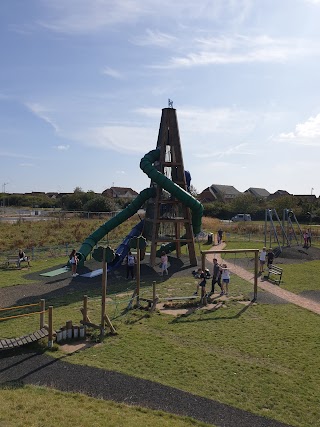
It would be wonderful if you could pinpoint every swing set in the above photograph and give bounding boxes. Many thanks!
[264,208,303,255]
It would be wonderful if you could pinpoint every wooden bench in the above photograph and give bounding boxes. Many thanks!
[266,265,283,285]
[6,257,20,269]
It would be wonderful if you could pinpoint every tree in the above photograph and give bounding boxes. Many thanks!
[83,196,118,212]
[229,194,260,216]
[189,185,198,198]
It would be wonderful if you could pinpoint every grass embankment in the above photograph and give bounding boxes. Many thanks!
[0,385,211,427]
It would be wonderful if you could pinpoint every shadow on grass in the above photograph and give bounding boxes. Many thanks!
[170,300,255,324]
[10,255,198,315]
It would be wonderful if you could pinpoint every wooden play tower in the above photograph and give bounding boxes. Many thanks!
[146,105,197,267]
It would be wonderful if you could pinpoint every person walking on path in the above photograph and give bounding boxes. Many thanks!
[217,228,223,244]
[221,263,230,296]
[126,251,136,279]
[210,258,222,295]
[69,249,78,277]
[259,247,267,274]
[160,251,168,276]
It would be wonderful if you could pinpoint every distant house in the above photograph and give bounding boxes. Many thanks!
[24,191,46,196]
[199,184,241,203]
[198,187,215,203]
[267,190,292,200]
[244,187,270,199]
[102,187,139,199]
[46,192,59,199]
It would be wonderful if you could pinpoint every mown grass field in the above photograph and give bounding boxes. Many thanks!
[0,385,211,427]
[1,218,320,427]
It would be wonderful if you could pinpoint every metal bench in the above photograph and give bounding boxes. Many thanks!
[266,265,283,285]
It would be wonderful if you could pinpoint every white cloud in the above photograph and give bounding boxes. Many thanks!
[102,67,124,79]
[74,125,156,154]
[37,0,253,34]
[135,106,255,135]
[19,163,34,167]
[56,145,70,151]
[152,34,316,69]
[25,102,59,132]
[0,151,38,160]
[278,113,320,146]
[132,29,177,47]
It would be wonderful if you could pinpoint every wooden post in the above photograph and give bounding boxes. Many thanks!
[136,246,141,306]
[254,250,258,300]
[48,306,53,348]
[101,248,107,335]
[66,320,73,339]
[201,251,206,272]
[83,295,88,323]
[40,299,45,328]
[152,281,156,303]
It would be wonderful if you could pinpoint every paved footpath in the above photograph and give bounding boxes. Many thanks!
[0,351,292,427]
[206,243,320,315]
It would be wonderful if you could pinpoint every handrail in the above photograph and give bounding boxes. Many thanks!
[0,302,39,312]
[0,309,47,322]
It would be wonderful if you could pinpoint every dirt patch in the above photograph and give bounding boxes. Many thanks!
[59,341,102,354]
[157,300,227,316]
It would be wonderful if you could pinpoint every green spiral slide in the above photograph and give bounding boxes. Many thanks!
[77,149,203,262]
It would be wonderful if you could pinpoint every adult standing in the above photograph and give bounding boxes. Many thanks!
[210,258,222,295]
[307,228,312,247]
[217,228,223,244]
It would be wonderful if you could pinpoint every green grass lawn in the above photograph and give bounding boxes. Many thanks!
[218,241,320,295]
[1,243,320,427]
[0,256,68,288]
[0,385,211,427]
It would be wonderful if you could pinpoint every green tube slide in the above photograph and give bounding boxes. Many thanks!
[140,149,203,235]
[77,148,203,262]
[77,187,156,262]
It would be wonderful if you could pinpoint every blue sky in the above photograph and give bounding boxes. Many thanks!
[1,0,320,196]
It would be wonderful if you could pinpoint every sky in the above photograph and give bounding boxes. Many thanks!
[1,0,320,197]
